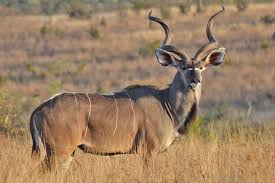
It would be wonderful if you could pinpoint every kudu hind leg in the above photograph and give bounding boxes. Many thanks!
[43,143,57,171]
[45,144,77,171]
[60,150,77,169]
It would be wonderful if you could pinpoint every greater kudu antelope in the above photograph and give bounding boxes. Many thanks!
[30,6,226,170]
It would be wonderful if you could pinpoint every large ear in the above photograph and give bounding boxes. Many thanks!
[155,48,178,67]
[204,47,225,67]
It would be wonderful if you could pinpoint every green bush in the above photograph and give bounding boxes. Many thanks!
[261,15,275,25]
[25,63,49,78]
[266,92,275,101]
[40,24,65,39]
[234,0,249,12]
[88,24,101,39]
[25,63,37,74]
[0,86,25,137]
[179,3,191,15]
[66,0,91,18]
[260,40,269,49]
[0,75,7,87]
[78,63,87,73]
[69,9,90,18]
[96,86,106,94]
[132,0,146,13]
[47,80,62,95]
[40,24,52,37]
[139,40,161,57]
[188,117,207,137]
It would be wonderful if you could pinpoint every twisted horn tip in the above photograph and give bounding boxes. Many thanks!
[220,4,225,12]
[148,10,152,19]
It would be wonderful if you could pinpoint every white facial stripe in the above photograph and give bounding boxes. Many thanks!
[187,68,200,71]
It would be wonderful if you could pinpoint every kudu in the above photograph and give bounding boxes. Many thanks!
[30,6,226,170]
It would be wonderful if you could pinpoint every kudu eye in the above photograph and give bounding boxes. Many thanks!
[180,65,186,70]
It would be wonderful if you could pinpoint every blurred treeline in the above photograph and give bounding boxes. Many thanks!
[0,0,273,16]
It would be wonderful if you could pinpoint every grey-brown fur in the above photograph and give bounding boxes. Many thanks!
[30,6,226,170]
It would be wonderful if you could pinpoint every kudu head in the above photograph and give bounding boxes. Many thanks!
[149,5,226,90]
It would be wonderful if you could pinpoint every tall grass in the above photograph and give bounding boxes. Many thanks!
[0,85,25,137]
[0,120,273,182]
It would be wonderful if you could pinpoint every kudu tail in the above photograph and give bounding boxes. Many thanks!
[30,112,41,159]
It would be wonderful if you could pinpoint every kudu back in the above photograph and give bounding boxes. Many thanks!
[30,6,226,170]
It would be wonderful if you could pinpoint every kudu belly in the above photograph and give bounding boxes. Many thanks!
[71,93,143,154]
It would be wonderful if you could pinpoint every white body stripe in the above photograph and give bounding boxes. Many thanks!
[84,126,88,137]
[85,93,92,138]
[74,93,81,134]
[125,92,136,133]
[86,93,92,122]
[113,95,119,135]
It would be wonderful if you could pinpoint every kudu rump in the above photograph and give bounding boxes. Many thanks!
[30,6,226,169]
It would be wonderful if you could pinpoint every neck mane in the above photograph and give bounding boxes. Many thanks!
[161,72,200,133]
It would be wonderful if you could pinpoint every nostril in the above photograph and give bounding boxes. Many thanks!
[191,79,200,84]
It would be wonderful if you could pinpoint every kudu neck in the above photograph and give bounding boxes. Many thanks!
[165,72,200,129]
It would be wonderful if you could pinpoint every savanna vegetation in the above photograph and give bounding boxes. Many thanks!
[0,1,274,182]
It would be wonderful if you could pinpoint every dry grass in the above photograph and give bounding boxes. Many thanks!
[0,120,274,183]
